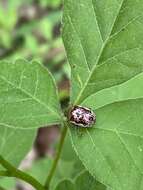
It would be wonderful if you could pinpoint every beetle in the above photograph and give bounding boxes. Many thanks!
[69,105,96,127]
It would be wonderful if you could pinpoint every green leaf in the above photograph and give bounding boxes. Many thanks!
[71,98,143,190]
[55,180,74,190]
[63,1,143,189]
[82,72,143,109]
[60,132,83,162]
[75,171,107,190]
[70,73,143,190]
[0,59,62,129]
[63,0,143,103]
[0,128,36,168]
[55,171,107,190]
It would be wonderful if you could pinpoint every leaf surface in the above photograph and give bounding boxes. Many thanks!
[55,171,107,190]
[63,1,143,189]
[70,73,143,190]
[71,99,143,190]
[0,59,62,129]
[82,72,143,109]
[63,0,143,103]
[0,128,36,168]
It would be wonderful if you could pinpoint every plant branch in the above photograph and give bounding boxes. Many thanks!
[0,156,45,190]
[44,123,68,189]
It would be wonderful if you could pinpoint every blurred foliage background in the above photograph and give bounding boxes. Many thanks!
[0,0,70,95]
[0,0,83,190]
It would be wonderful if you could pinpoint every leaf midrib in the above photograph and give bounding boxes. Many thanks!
[73,0,125,105]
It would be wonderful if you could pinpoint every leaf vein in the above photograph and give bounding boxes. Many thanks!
[67,15,91,72]
[0,75,61,120]
[73,0,127,104]
[91,0,103,42]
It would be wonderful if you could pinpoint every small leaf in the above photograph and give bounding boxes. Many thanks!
[55,171,107,190]
[75,171,107,190]
[0,59,62,129]
[55,180,74,190]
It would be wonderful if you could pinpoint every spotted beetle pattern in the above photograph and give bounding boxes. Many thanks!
[69,105,96,127]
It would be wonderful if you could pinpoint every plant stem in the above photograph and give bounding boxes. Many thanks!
[44,123,68,189]
[0,156,45,190]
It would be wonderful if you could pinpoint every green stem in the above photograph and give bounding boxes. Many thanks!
[0,156,45,190]
[44,123,68,189]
